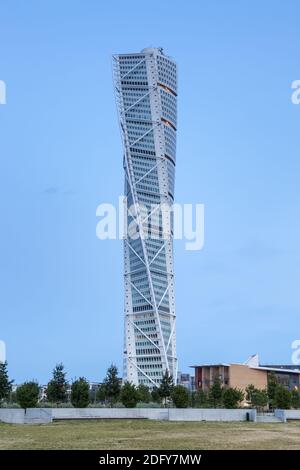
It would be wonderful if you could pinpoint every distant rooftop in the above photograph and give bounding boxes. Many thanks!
[190,354,300,375]
[141,47,164,55]
[190,363,230,368]
[113,47,171,59]
[251,366,300,375]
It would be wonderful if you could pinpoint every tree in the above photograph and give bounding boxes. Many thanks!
[245,384,256,403]
[274,385,291,410]
[158,370,174,407]
[120,382,139,408]
[246,384,268,411]
[137,384,151,403]
[188,391,196,407]
[222,388,244,409]
[251,389,269,411]
[71,377,89,408]
[291,389,300,409]
[267,372,278,409]
[103,364,121,407]
[151,387,161,404]
[0,361,13,406]
[46,363,68,405]
[194,389,209,408]
[16,381,39,409]
[171,385,189,408]
[96,383,107,403]
[208,377,223,407]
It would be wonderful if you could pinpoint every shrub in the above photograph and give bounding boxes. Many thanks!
[102,365,121,407]
[71,377,89,408]
[171,385,189,408]
[245,384,256,403]
[246,385,268,410]
[158,370,174,407]
[96,383,107,404]
[120,382,139,408]
[16,381,39,409]
[222,387,244,409]
[267,372,278,409]
[274,385,291,409]
[0,361,13,406]
[208,377,223,407]
[46,363,68,405]
[194,390,209,408]
[291,389,300,409]
[251,389,268,410]
[151,387,162,404]
[137,384,151,403]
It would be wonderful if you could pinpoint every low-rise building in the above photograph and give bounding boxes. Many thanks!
[191,354,300,393]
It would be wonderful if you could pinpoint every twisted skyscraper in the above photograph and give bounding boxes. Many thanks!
[113,48,177,388]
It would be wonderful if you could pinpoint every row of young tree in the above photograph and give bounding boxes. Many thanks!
[190,374,300,410]
[1,361,300,410]
[0,361,92,409]
[0,362,190,408]
[96,371,300,410]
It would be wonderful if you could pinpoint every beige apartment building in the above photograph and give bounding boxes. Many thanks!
[191,354,300,393]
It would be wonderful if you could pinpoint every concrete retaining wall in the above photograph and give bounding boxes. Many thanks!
[4,407,300,425]
[0,409,25,424]
[52,408,256,422]
[284,410,300,420]
[0,407,257,424]
[275,409,300,422]
[24,408,52,424]
[52,408,168,421]
[169,408,256,422]
[274,409,286,422]
[0,408,52,424]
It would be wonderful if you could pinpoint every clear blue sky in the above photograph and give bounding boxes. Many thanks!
[1,0,299,384]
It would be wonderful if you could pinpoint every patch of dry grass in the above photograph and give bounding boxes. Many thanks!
[1,419,300,450]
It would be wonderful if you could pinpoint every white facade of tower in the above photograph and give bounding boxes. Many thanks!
[113,48,177,388]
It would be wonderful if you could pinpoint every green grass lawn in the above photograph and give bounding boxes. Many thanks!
[1,419,300,450]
